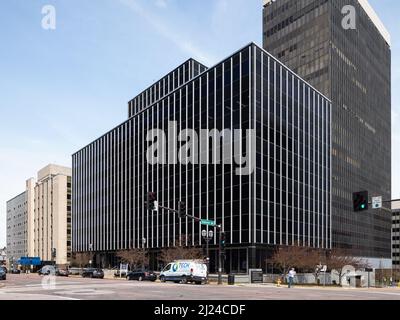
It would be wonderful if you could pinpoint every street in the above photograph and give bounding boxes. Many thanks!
[1,274,400,300]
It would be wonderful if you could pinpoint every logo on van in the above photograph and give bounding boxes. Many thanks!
[172,263,179,272]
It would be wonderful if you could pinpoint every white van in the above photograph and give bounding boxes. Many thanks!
[160,260,208,284]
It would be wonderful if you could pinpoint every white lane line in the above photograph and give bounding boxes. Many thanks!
[25,282,83,287]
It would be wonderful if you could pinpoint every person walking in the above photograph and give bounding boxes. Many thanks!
[288,268,296,288]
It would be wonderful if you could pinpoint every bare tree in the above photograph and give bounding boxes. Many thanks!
[159,235,203,264]
[269,245,327,282]
[270,245,310,275]
[116,249,149,269]
[306,249,329,284]
[70,252,93,268]
[327,249,369,286]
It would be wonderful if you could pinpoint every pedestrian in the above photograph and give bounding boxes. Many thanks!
[288,268,296,288]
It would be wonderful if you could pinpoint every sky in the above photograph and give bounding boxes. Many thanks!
[0,0,398,248]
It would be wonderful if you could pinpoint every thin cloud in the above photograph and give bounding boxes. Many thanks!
[118,0,216,66]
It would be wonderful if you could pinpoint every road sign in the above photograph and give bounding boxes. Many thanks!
[372,196,382,209]
[202,230,207,237]
[201,219,216,226]
[208,230,214,238]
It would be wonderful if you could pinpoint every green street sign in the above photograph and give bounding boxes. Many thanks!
[201,219,216,226]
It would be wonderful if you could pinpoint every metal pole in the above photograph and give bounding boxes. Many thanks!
[218,231,222,285]
[206,239,209,263]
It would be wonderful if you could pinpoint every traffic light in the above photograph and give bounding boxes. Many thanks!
[178,201,186,218]
[220,232,226,251]
[353,191,368,212]
[147,192,158,211]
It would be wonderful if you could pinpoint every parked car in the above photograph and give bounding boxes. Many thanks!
[38,265,56,276]
[68,268,82,276]
[0,269,6,280]
[56,269,69,277]
[126,269,157,282]
[81,268,104,279]
[159,260,207,285]
[0,266,7,274]
[10,269,21,274]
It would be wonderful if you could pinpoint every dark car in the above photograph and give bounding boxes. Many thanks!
[38,265,56,276]
[0,269,6,281]
[82,268,104,279]
[127,269,157,282]
[0,266,7,274]
[10,269,21,274]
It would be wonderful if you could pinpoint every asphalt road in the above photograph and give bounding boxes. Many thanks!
[1,274,400,300]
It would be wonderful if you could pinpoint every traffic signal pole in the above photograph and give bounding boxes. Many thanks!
[147,192,224,285]
[159,205,224,285]
[218,232,222,285]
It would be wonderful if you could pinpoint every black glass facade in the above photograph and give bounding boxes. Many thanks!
[72,43,331,271]
[263,0,391,259]
[128,59,208,118]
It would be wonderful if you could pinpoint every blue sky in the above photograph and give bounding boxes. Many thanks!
[0,0,398,248]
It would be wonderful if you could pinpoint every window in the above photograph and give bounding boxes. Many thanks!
[163,264,172,271]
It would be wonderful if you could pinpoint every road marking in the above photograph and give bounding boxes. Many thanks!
[24,282,82,287]
[54,289,115,296]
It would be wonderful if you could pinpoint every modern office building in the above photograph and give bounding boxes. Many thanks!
[6,192,28,265]
[263,0,391,266]
[393,201,400,270]
[6,164,72,267]
[73,42,331,272]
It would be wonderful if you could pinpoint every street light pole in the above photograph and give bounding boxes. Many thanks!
[142,238,146,269]
[149,193,225,285]
[89,243,93,268]
[201,230,213,282]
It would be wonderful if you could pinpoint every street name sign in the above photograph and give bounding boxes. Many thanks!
[201,219,216,226]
